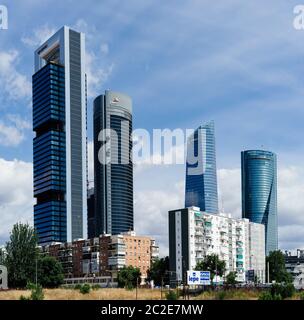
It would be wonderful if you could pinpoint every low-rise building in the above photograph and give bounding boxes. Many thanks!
[168,207,266,284]
[41,231,159,282]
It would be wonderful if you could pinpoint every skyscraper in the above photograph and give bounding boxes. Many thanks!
[93,90,133,236]
[185,121,219,214]
[241,150,278,255]
[33,26,87,244]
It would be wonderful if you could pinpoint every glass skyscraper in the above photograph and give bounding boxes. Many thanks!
[241,150,278,255]
[93,90,133,236]
[33,26,87,244]
[185,121,219,214]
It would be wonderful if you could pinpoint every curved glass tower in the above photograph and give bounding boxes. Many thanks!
[241,150,278,255]
[185,121,219,214]
[93,91,133,236]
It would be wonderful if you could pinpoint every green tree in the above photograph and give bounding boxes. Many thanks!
[195,254,225,285]
[267,251,292,283]
[38,256,64,288]
[225,271,237,286]
[117,266,141,289]
[0,247,5,265]
[147,256,169,286]
[5,223,39,288]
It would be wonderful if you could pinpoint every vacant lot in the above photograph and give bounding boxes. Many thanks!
[0,288,163,300]
[0,288,302,300]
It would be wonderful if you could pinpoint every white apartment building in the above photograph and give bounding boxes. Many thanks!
[169,207,265,283]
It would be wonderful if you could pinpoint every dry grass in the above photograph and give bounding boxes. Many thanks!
[0,288,163,300]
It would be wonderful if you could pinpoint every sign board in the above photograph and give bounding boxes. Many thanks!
[247,269,255,282]
[0,265,8,289]
[187,270,211,285]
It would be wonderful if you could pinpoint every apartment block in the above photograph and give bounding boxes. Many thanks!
[42,232,159,281]
[169,207,265,283]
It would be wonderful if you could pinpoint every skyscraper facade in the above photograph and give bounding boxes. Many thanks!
[185,121,218,214]
[93,91,133,236]
[33,26,87,244]
[241,150,278,255]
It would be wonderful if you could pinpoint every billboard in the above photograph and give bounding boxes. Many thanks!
[187,270,211,285]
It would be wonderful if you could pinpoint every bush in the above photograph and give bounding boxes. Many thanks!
[25,282,44,300]
[216,291,227,300]
[19,295,30,300]
[91,284,100,290]
[299,291,304,300]
[74,284,82,290]
[79,284,91,294]
[165,290,179,300]
[271,283,295,300]
[258,291,274,300]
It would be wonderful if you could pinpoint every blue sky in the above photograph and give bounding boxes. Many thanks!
[0,0,304,254]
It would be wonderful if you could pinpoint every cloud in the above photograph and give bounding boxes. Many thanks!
[0,158,33,244]
[134,180,184,257]
[0,51,31,101]
[0,114,31,146]
[85,50,114,99]
[21,24,56,47]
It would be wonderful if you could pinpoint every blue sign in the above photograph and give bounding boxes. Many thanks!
[187,271,210,285]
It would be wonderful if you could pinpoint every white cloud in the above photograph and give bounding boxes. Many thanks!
[86,50,114,98]
[134,180,184,257]
[0,114,31,147]
[0,51,31,101]
[100,43,109,56]
[0,158,33,243]
[21,24,56,48]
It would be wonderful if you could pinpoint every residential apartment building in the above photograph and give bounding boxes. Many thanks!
[42,232,159,281]
[169,207,265,283]
[284,249,304,289]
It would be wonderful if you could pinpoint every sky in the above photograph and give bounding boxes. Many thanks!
[0,0,304,256]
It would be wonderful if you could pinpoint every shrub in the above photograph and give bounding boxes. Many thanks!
[19,295,30,300]
[216,291,226,300]
[25,282,44,300]
[91,284,100,290]
[259,291,273,300]
[79,284,91,294]
[271,283,295,300]
[166,290,179,300]
[299,291,304,300]
[74,284,82,290]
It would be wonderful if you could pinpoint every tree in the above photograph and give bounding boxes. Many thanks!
[0,247,6,265]
[38,256,64,288]
[195,254,226,285]
[5,223,39,288]
[267,251,292,283]
[117,266,141,289]
[147,256,169,286]
[225,271,237,286]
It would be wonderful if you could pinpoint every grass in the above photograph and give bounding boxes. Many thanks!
[0,288,164,300]
[0,288,303,300]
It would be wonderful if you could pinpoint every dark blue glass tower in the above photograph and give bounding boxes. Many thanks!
[185,121,219,214]
[33,27,87,244]
[241,150,278,255]
[33,62,67,243]
[93,91,133,236]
